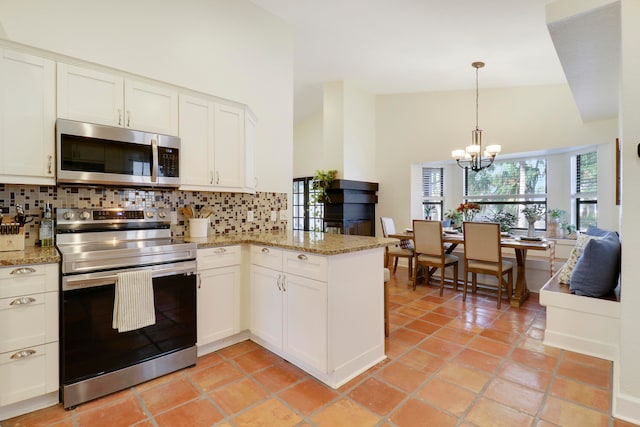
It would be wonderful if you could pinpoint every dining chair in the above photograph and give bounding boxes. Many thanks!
[380,216,413,276]
[412,219,459,294]
[462,221,513,309]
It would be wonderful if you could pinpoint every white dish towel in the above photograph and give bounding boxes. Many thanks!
[112,269,156,333]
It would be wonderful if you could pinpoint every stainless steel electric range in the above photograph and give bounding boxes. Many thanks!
[56,207,197,409]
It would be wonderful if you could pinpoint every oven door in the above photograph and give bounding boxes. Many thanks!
[60,261,196,386]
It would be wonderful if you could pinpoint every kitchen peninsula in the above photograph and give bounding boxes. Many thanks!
[186,230,396,389]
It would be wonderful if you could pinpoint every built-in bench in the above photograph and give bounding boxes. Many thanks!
[539,269,620,361]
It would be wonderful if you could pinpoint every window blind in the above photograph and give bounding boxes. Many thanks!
[422,167,443,198]
[576,152,597,193]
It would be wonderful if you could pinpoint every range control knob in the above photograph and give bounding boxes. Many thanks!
[62,211,74,220]
[146,211,155,218]
[80,211,91,220]
[158,211,166,219]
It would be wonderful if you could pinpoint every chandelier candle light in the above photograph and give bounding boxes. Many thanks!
[452,61,501,172]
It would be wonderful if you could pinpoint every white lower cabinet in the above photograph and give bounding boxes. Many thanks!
[250,246,328,373]
[0,263,59,415]
[197,246,241,354]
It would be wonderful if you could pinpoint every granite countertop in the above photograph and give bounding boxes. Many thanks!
[0,246,61,266]
[0,231,397,265]
[183,230,398,255]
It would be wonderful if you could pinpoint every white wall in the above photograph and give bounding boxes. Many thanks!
[293,111,323,178]
[616,0,640,421]
[375,84,618,235]
[0,0,293,193]
[343,84,376,182]
[323,82,345,174]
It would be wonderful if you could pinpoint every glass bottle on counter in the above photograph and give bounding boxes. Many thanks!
[39,202,54,247]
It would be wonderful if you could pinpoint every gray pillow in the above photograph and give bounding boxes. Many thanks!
[569,232,621,297]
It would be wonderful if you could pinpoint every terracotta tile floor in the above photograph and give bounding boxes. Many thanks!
[3,267,639,427]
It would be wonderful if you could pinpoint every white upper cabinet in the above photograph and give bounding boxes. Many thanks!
[179,94,255,192]
[0,49,55,185]
[57,63,178,135]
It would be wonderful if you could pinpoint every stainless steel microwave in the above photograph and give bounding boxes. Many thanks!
[56,119,180,187]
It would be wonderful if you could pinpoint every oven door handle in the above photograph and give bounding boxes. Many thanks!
[62,260,196,291]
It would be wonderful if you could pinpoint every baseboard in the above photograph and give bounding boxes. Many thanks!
[614,390,640,425]
[543,329,618,361]
[0,391,58,421]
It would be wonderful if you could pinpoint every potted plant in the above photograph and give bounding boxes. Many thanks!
[424,205,436,220]
[488,209,517,233]
[521,205,545,237]
[310,169,337,204]
[547,208,566,238]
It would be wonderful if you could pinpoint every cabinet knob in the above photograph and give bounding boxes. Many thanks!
[261,247,270,254]
[10,349,36,360]
[10,267,36,275]
[297,254,308,261]
[10,297,36,306]
[215,247,227,254]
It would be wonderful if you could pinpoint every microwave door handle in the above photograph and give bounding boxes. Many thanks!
[151,138,158,183]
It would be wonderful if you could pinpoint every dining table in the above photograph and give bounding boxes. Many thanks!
[389,229,552,308]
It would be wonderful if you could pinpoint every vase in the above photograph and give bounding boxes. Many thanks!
[527,221,536,237]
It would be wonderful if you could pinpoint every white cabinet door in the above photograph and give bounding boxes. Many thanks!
[57,63,124,127]
[197,265,241,345]
[125,79,178,135]
[58,64,178,135]
[250,265,283,349]
[283,274,327,372]
[214,103,245,188]
[0,342,58,406]
[0,49,55,184]
[179,95,213,187]
[244,111,257,192]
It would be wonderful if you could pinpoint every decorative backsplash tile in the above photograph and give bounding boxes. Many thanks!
[0,184,288,247]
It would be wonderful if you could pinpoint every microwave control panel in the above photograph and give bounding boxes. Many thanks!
[158,147,179,177]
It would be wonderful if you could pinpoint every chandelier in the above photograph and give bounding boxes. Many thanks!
[451,61,501,172]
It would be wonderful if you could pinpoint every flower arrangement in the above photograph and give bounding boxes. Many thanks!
[456,202,481,221]
[521,205,545,223]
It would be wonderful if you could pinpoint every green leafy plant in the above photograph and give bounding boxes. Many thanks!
[548,208,566,221]
[521,205,545,223]
[310,169,337,204]
[488,210,517,232]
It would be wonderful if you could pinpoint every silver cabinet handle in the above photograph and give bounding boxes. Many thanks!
[215,247,227,254]
[118,109,122,126]
[126,110,131,127]
[282,275,286,292]
[261,247,270,254]
[197,273,202,289]
[47,155,53,174]
[297,254,308,261]
[10,297,36,306]
[209,171,214,184]
[10,349,36,359]
[10,267,36,275]
[216,171,220,185]
[276,274,282,291]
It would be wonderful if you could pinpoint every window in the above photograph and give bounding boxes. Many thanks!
[422,167,443,220]
[575,151,597,231]
[292,177,324,232]
[464,158,547,229]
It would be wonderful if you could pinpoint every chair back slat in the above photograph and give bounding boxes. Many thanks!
[412,220,444,256]
[380,217,396,237]
[463,222,501,263]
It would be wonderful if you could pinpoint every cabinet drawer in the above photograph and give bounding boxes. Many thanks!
[0,292,58,353]
[0,342,58,406]
[198,245,241,269]
[0,263,58,298]
[251,245,283,270]
[283,251,327,282]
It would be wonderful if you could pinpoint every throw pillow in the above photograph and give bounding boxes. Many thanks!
[557,233,602,284]
[570,232,621,297]
[586,225,618,237]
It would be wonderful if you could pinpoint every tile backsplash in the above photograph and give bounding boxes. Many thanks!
[0,184,288,247]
